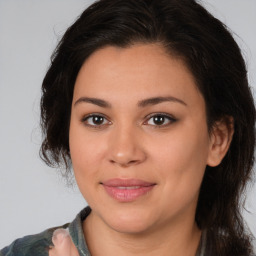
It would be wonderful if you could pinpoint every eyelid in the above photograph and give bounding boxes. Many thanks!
[81,113,112,128]
[143,112,177,126]
[80,112,177,129]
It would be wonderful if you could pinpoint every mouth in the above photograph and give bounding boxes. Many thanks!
[101,179,156,202]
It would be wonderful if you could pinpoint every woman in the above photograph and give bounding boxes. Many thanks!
[1,0,255,255]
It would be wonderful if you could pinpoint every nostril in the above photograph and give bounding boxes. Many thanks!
[109,159,142,167]
[128,160,138,165]
[108,142,147,166]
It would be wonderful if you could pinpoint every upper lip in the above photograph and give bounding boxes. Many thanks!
[101,178,156,187]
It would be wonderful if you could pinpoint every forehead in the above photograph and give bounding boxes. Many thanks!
[73,43,203,108]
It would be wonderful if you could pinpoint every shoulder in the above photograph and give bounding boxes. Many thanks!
[0,223,69,256]
[0,207,91,256]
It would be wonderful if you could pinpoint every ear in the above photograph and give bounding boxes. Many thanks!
[207,117,234,167]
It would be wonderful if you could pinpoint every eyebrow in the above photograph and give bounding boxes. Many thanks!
[74,96,187,108]
[137,96,187,107]
[74,97,111,108]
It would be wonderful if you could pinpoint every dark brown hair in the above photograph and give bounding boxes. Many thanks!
[40,0,255,254]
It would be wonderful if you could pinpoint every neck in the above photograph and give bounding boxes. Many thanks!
[83,210,202,256]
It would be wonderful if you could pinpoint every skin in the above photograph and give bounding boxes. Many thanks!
[68,44,232,256]
[49,229,79,256]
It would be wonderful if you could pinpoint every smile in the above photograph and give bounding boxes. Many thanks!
[101,179,156,202]
[115,186,141,189]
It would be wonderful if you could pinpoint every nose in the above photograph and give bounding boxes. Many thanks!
[108,125,147,167]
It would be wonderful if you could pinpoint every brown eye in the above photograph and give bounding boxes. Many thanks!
[83,114,110,127]
[152,115,165,125]
[91,116,104,125]
[146,114,176,126]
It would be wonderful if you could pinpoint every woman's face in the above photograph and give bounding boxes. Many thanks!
[69,44,215,234]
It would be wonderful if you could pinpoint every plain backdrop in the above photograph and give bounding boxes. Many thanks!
[0,0,256,249]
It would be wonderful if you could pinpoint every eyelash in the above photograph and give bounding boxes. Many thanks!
[81,113,111,129]
[81,113,177,129]
[144,113,177,128]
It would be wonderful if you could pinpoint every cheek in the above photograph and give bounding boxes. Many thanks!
[69,123,107,187]
[69,133,104,205]
[147,130,209,217]
[150,124,209,191]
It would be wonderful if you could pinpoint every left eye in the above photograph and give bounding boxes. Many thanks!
[145,114,176,126]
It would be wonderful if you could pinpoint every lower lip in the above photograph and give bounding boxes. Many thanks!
[102,185,155,202]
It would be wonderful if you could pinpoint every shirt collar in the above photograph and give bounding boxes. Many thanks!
[68,206,92,256]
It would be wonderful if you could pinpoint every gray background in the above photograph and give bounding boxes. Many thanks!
[0,0,256,249]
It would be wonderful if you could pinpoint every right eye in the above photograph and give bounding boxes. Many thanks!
[82,114,111,128]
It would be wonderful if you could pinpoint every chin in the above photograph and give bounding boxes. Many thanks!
[102,207,157,234]
[109,218,153,234]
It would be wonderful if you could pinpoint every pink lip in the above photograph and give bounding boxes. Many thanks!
[101,179,156,202]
